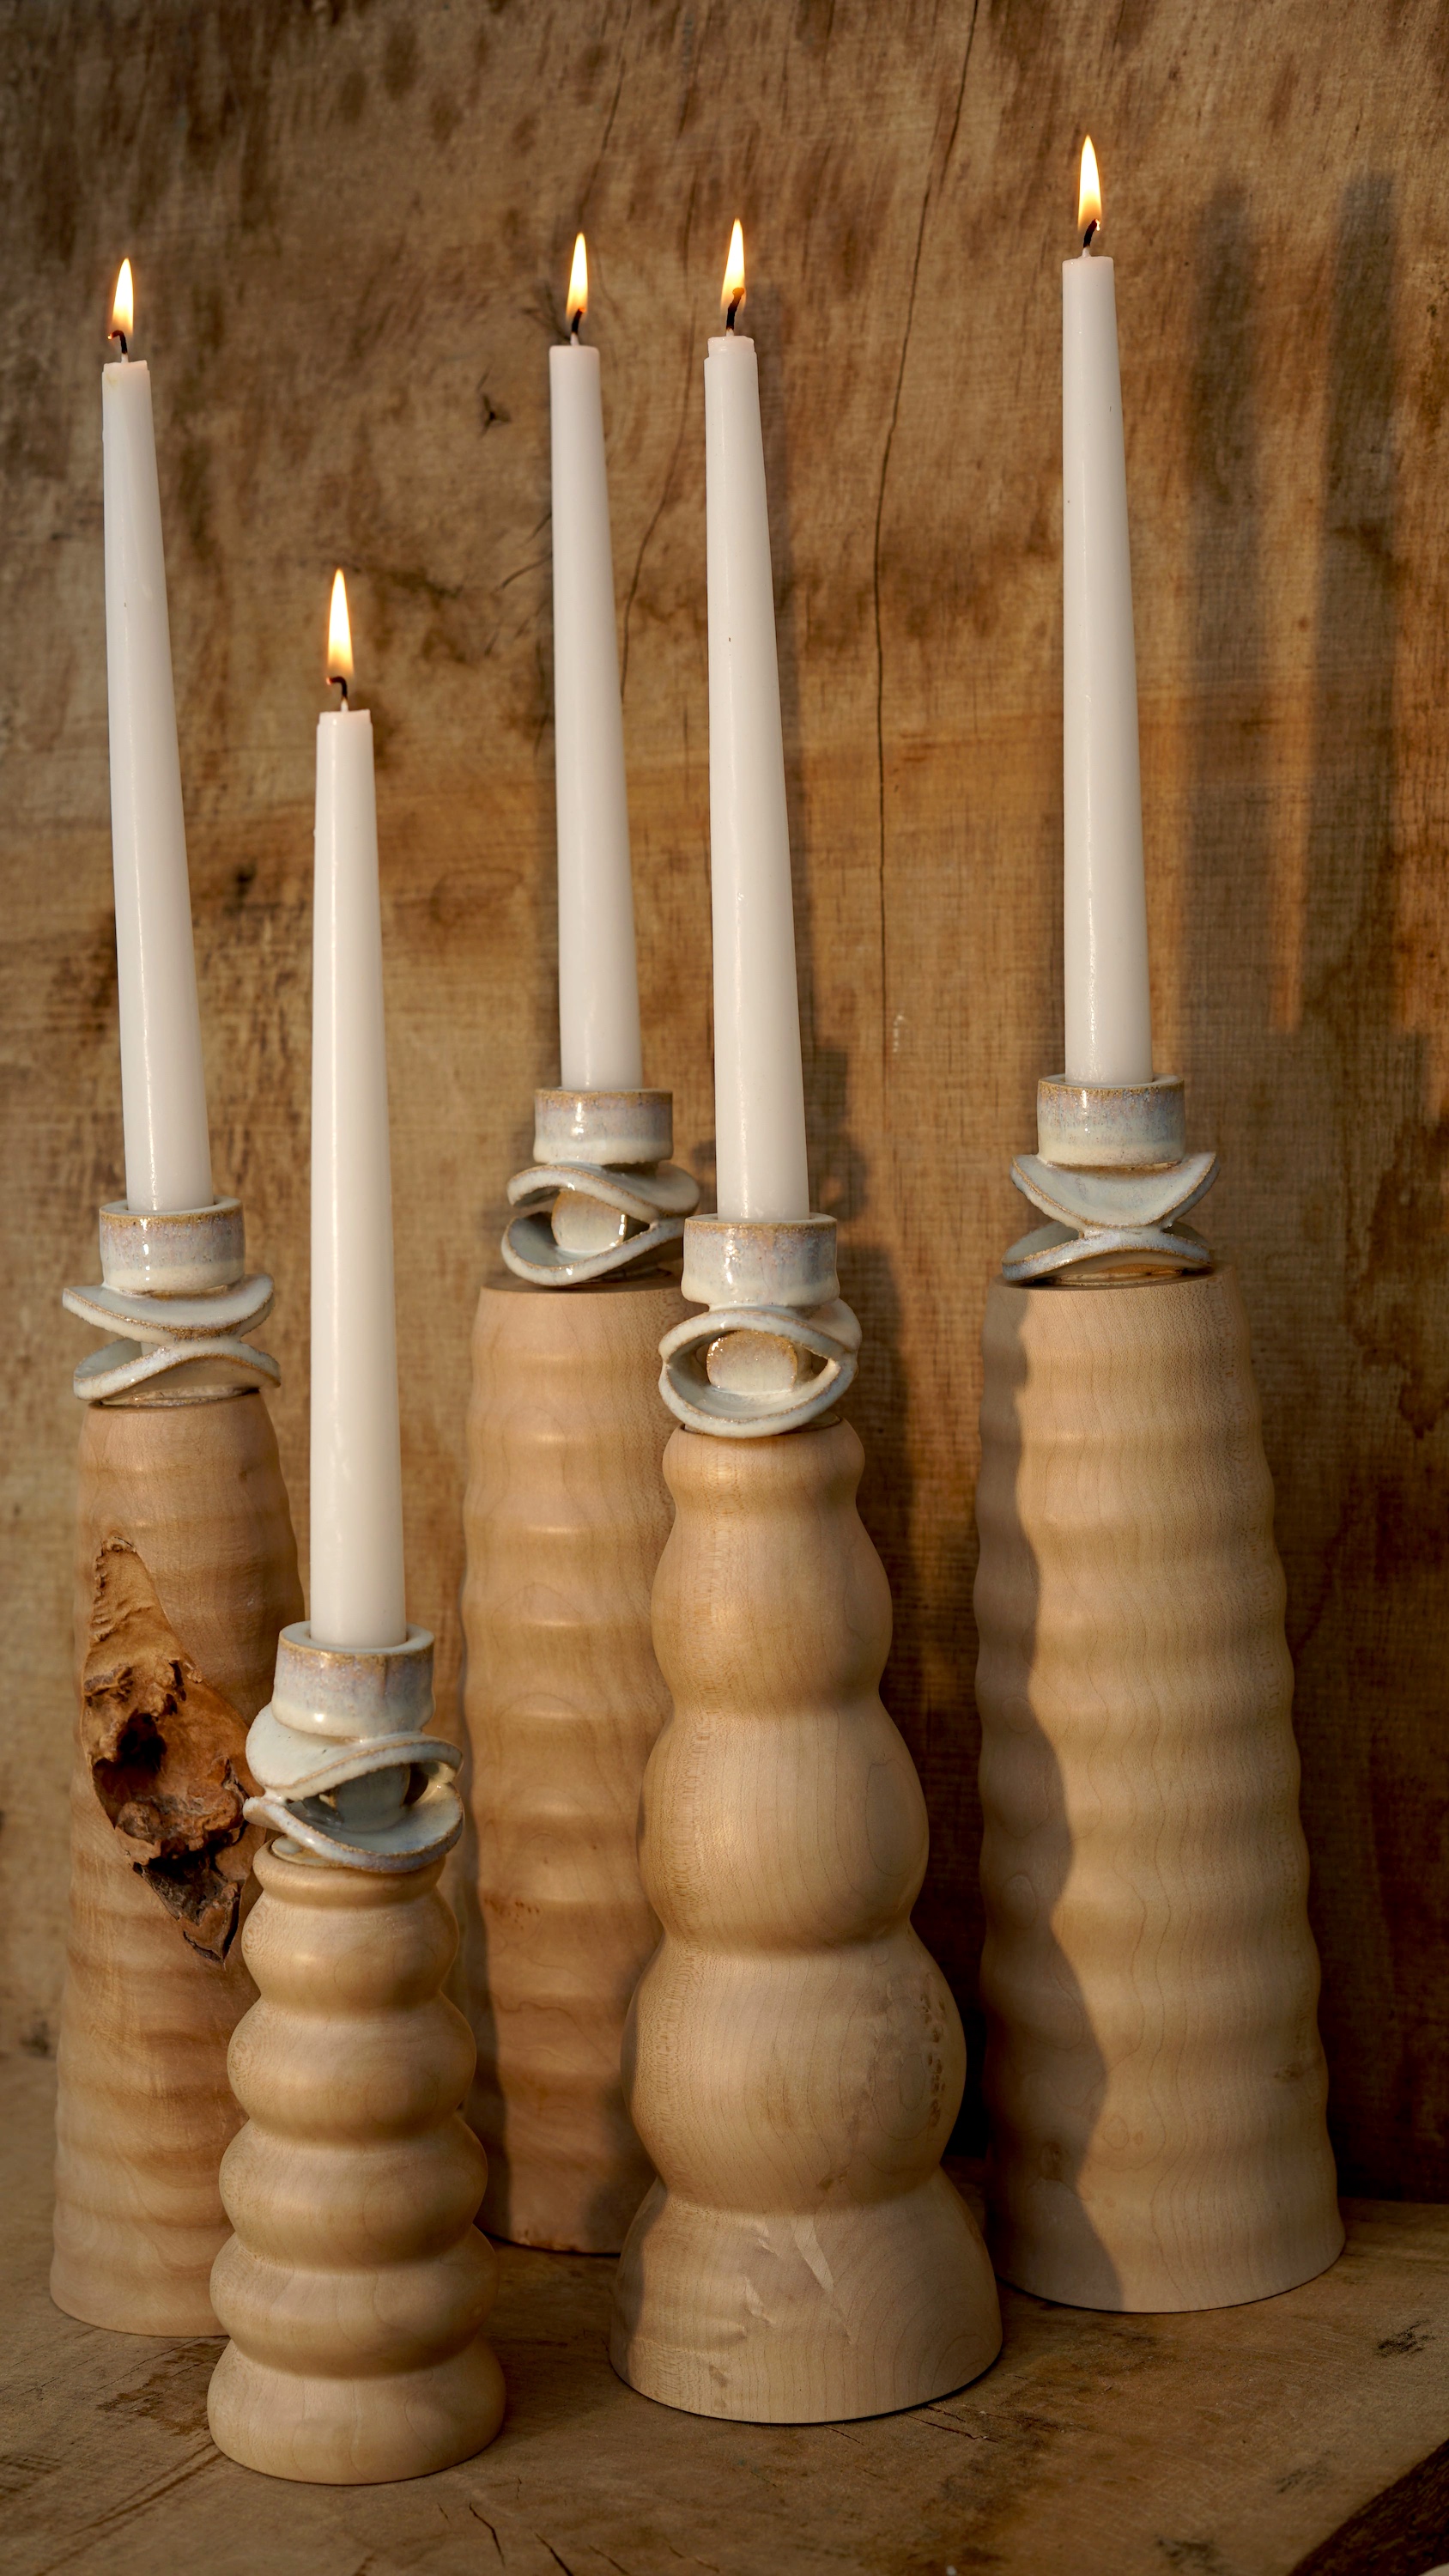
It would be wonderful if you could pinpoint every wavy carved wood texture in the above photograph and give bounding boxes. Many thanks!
[458,1274,683,2251]
[52,1392,303,2334]
[612,1419,1002,2421]
[5,1,1449,2196]
[209,1845,505,2482]
[974,1268,1345,2310]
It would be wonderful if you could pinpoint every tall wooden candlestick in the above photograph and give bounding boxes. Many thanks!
[612,1221,1001,2420]
[612,224,998,2415]
[460,1255,684,2251]
[975,1249,1343,2312]
[55,1200,301,2335]
[458,235,700,2254]
[977,1149,1345,2310]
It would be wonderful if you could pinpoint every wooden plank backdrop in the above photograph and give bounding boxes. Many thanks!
[3,0,1446,2198]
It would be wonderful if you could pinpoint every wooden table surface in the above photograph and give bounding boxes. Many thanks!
[3,2058,1447,2576]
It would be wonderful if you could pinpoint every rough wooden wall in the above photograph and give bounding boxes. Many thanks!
[3,0,1446,2197]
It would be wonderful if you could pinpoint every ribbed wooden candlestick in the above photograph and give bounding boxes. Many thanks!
[458,1274,685,2251]
[52,1390,302,2335]
[610,1419,1002,2423]
[974,1265,1343,2312]
[208,1844,505,2483]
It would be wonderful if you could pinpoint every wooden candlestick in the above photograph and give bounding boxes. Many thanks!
[459,1269,685,2251]
[974,1262,1344,2311]
[610,1411,1002,2422]
[208,1844,505,2484]
[207,1624,501,2481]
[54,1200,300,2336]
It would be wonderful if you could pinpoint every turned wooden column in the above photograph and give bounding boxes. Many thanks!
[53,1373,301,2336]
[974,1264,1343,2312]
[459,1271,685,2251]
[610,1413,1002,2422]
[208,1844,505,2484]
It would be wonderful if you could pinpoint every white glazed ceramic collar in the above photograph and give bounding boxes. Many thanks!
[503,1086,700,1286]
[660,1212,862,1437]
[245,1622,464,1874]
[532,1088,676,1169]
[1003,1077,1219,1284]
[64,1198,279,1402]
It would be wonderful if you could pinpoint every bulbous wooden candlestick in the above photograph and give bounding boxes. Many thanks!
[460,1269,685,2250]
[53,1200,301,2336]
[208,1845,505,2484]
[610,1395,1002,2423]
[975,1091,1343,2313]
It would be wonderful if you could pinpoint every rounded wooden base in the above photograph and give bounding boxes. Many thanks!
[975,1265,1344,2313]
[612,2174,1001,2424]
[52,1390,302,2336]
[609,1419,1003,2422]
[209,1846,505,2483]
[459,1273,685,2253]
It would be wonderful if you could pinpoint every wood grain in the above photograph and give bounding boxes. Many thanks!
[52,1389,302,2336]
[9,2059,1449,2576]
[458,1273,684,2252]
[974,1267,1344,2311]
[612,1419,1001,2422]
[209,1843,505,2485]
[4,0,1449,2201]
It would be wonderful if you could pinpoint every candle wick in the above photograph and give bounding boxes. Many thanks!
[1082,220,1098,253]
[570,309,583,342]
[724,295,742,331]
[111,331,129,358]
[330,676,349,708]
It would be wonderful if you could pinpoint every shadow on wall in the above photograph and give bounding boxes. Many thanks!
[1186,173,1449,2197]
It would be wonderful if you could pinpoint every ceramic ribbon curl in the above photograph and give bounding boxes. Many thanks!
[500,1086,700,1286]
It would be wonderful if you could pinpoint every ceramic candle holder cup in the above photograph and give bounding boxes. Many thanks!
[502,1088,699,1285]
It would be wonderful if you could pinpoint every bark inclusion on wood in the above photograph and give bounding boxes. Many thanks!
[82,1536,258,1965]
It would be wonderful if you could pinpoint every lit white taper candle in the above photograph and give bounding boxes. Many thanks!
[705,221,809,1222]
[550,232,643,1092]
[309,573,407,1652]
[102,258,215,1212]
[1062,137,1153,1087]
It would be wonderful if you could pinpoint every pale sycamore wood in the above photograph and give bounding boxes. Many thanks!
[208,1843,505,2483]
[458,1273,685,2251]
[52,1389,302,2336]
[14,2,1449,2203]
[10,2058,1449,2574]
[610,1418,1002,2422]
[974,1265,1345,2312]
